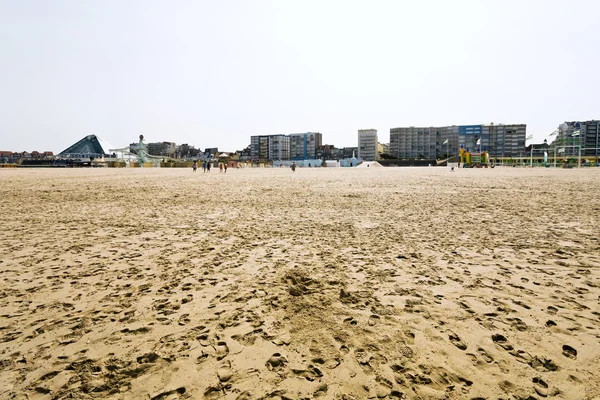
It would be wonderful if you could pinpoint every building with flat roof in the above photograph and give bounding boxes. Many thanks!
[482,124,527,159]
[390,126,459,159]
[289,132,323,160]
[147,142,177,157]
[554,120,600,158]
[390,124,526,159]
[250,134,290,161]
[358,129,377,161]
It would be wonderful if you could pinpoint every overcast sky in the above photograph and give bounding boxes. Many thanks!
[1,0,598,152]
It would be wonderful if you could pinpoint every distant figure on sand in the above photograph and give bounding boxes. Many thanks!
[219,163,223,173]
[192,161,197,172]
[224,164,228,173]
[202,161,207,173]
[207,162,211,172]
[291,162,296,172]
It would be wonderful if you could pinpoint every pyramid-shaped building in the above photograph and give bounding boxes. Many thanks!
[58,135,114,159]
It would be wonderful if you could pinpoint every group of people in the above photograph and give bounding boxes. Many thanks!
[192,161,228,173]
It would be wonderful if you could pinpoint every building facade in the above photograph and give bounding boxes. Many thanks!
[250,135,290,161]
[482,124,527,159]
[268,135,290,160]
[390,126,459,159]
[58,135,114,159]
[316,145,358,160]
[390,124,526,159]
[358,129,377,161]
[554,120,600,158]
[147,142,177,157]
[289,132,323,160]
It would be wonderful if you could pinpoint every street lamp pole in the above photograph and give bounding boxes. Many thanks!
[572,130,581,168]
[526,134,533,167]
[530,145,534,168]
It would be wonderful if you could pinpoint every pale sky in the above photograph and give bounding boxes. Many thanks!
[1,0,599,153]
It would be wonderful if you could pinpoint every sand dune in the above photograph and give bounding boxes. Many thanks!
[0,167,599,399]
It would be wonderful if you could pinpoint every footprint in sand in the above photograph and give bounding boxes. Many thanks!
[546,320,557,327]
[547,305,558,315]
[215,341,230,360]
[397,345,414,359]
[312,357,341,369]
[449,332,467,350]
[404,331,415,345]
[529,357,559,372]
[136,352,160,364]
[291,365,323,381]
[177,314,190,326]
[151,387,186,400]
[562,345,577,359]
[492,334,513,351]
[368,314,380,326]
[354,348,372,364]
[509,349,533,364]
[507,317,528,332]
[217,360,233,382]
[458,301,475,314]
[203,386,223,400]
[313,384,328,397]
[467,350,483,365]
[512,299,531,310]
[533,377,549,397]
[194,351,209,364]
[477,348,494,363]
[266,353,287,371]
[197,333,212,347]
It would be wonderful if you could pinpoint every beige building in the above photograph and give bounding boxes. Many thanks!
[377,143,389,160]
[358,129,377,161]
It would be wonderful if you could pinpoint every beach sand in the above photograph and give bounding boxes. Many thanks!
[1,167,599,399]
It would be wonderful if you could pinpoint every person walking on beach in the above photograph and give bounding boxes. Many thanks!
[224,163,228,173]
[291,162,296,172]
[192,161,197,172]
[202,161,207,173]
[219,163,223,173]
[207,161,211,172]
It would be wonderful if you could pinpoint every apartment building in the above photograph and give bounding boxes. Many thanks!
[289,132,323,160]
[390,124,526,159]
[555,120,600,157]
[482,124,527,158]
[316,145,358,160]
[250,135,290,161]
[390,126,459,159]
[358,129,377,161]
[147,141,177,157]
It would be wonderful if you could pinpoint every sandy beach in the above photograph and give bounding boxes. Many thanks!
[1,167,599,400]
